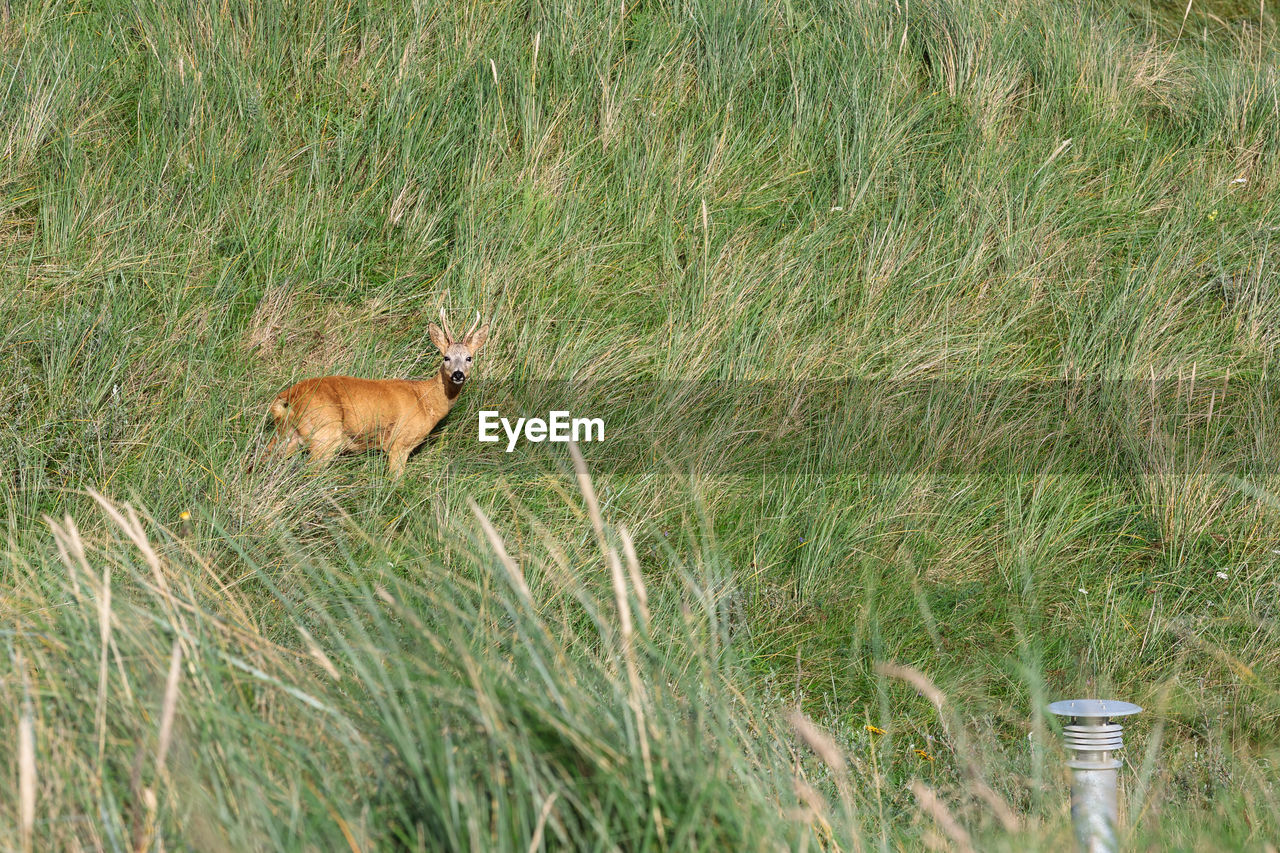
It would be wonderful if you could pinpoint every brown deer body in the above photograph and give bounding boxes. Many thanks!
[266,310,489,478]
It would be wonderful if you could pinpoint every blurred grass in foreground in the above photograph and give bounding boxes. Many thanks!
[5,452,1280,848]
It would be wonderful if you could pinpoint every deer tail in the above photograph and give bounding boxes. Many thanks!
[269,395,290,424]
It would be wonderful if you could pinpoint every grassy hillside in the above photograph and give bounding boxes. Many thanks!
[3,0,1279,848]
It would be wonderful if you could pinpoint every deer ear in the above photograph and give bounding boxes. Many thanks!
[466,323,490,353]
[428,323,449,355]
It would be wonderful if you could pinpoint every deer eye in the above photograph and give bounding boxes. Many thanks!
[466,357,472,362]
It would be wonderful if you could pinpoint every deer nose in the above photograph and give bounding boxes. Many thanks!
[451,371,465,383]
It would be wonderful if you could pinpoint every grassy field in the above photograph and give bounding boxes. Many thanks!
[3,0,1280,848]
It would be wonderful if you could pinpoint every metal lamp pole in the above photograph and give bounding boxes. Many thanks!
[1047,699,1143,853]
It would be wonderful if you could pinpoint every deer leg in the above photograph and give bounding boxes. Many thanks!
[306,426,346,467]
[387,446,411,479]
[269,431,303,458]
[254,428,301,473]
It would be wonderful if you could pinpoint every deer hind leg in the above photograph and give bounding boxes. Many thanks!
[254,422,302,473]
[306,426,347,467]
[267,429,304,458]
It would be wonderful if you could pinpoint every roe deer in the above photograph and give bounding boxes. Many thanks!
[266,309,490,477]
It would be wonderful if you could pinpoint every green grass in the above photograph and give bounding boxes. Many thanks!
[3,0,1280,848]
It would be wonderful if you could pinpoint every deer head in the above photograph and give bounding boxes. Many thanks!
[429,309,490,386]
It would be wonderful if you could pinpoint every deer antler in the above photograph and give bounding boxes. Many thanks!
[464,311,481,341]
[438,307,454,342]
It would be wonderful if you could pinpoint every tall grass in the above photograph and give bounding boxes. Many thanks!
[1,461,990,849]
[3,0,1280,847]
